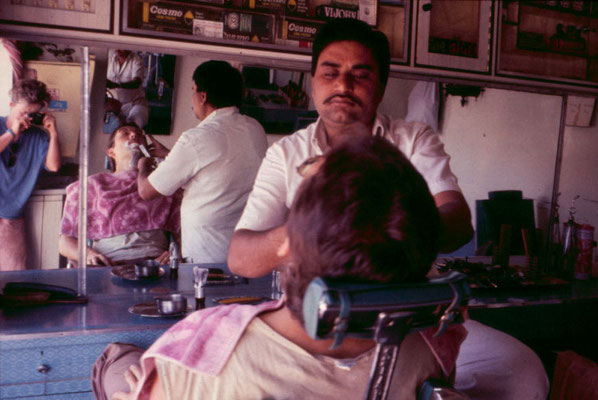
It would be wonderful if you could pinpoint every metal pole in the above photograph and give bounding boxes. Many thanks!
[77,46,90,296]
[545,95,568,270]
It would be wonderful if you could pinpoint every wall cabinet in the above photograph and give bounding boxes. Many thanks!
[1,1,598,97]
[415,0,493,73]
[23,190,65,270]
[498,1,598,86]
[0,330,164,399]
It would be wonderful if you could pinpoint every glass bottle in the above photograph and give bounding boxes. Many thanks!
[548,208,562,275]
[561,196,579,280]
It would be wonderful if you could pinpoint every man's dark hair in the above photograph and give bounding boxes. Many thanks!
[283,135,441,321]
[10,79,52,105]
[311,18,391,91]
[192,60,244,108]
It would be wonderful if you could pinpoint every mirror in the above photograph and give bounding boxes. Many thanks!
[104,49,176,135]
[4,39,587,273]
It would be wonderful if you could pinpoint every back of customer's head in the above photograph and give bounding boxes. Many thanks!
[311,18,391,91]
[10,79,52,106]
[283,135,441,321]
[192,60,244,108]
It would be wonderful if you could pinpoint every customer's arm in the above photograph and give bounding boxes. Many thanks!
[434,190,474,253]
[228,225,289,278]
[58,235,112,266]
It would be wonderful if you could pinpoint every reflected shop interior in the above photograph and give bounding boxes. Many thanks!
[6,39,575,272]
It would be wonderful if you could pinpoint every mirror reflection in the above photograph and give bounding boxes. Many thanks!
[0,39,574,274]
[104,49,176,135]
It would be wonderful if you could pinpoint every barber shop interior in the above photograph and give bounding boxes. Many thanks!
[1,1,598,399]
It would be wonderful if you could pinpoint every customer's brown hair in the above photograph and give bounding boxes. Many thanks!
[10,79,52,105]
[283,135,441,321]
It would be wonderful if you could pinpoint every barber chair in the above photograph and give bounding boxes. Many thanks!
[302,271,470,400]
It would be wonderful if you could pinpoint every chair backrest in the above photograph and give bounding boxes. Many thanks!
[302,271,471,400]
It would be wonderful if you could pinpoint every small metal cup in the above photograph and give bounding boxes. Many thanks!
[155,294,187,315]
[134,260,161,278]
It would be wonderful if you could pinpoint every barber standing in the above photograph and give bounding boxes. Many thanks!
[137,60,267,264]
[0,79,61,270]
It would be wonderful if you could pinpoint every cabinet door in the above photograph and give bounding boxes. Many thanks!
[24,195,44,269]
[416,0,493,72]
[24,194,64,270]
[41,194,64,270]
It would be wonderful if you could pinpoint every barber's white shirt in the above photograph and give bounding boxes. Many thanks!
[107,50,145,105]
[149,107,268,263]
[236,114,460,232]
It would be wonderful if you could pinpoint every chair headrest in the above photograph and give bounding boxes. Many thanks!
[302,271,470,348]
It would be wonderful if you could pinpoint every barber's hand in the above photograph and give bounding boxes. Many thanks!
[154,250,169,265]
[137,156,157,175]
[111,363,143,400]
[42,114,58,138]
[146,134,169,159]
[86,249,111,266]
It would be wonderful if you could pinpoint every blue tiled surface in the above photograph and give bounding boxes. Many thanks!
[0,265,271,399]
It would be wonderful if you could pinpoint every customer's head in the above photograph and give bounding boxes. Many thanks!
[106,124,145,172]
[191,60,244,117]
[310,19,390,128]
[9,79,52,119]
[282,135,441,321]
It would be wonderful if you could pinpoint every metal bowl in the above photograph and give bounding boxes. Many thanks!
[155,294,187,315]
[134,260,161,279]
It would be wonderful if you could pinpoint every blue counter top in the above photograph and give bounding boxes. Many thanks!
[0,264,272,338]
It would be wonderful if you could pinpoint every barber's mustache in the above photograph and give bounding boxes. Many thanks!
[323,93,362,106]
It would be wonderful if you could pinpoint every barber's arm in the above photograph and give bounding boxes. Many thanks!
[228,225,289,278]
[433,190,474,253]
[58,235,112,266]
[113,77,143,90]
[137,157,163,200]
[43,114,61,172]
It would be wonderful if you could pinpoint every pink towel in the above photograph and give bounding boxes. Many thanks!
[60,170,181,239]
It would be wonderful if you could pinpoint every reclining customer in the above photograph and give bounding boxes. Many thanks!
[114,135,467,400]
[59,125,180,266]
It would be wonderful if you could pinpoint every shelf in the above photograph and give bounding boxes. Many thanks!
[522,1,591,18]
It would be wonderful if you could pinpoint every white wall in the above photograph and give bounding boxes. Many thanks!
[559,122,598,229]
[441,88,562,231]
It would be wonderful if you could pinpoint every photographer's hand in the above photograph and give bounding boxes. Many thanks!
[42,114,58,139]
[43,113,61,172]
[10,114,29,141]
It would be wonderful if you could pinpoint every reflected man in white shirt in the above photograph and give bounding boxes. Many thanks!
[137,60,268,263]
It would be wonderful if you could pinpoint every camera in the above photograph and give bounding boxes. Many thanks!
[28,112,45,125]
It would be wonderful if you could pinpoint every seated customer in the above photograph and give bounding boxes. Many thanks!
[59,125,180,266]
[118,135,467,399]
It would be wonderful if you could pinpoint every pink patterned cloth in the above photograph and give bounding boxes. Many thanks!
[134,300,466,398]
[60,170,181,240]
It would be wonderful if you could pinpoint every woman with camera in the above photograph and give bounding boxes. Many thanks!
[0,78,61,270]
